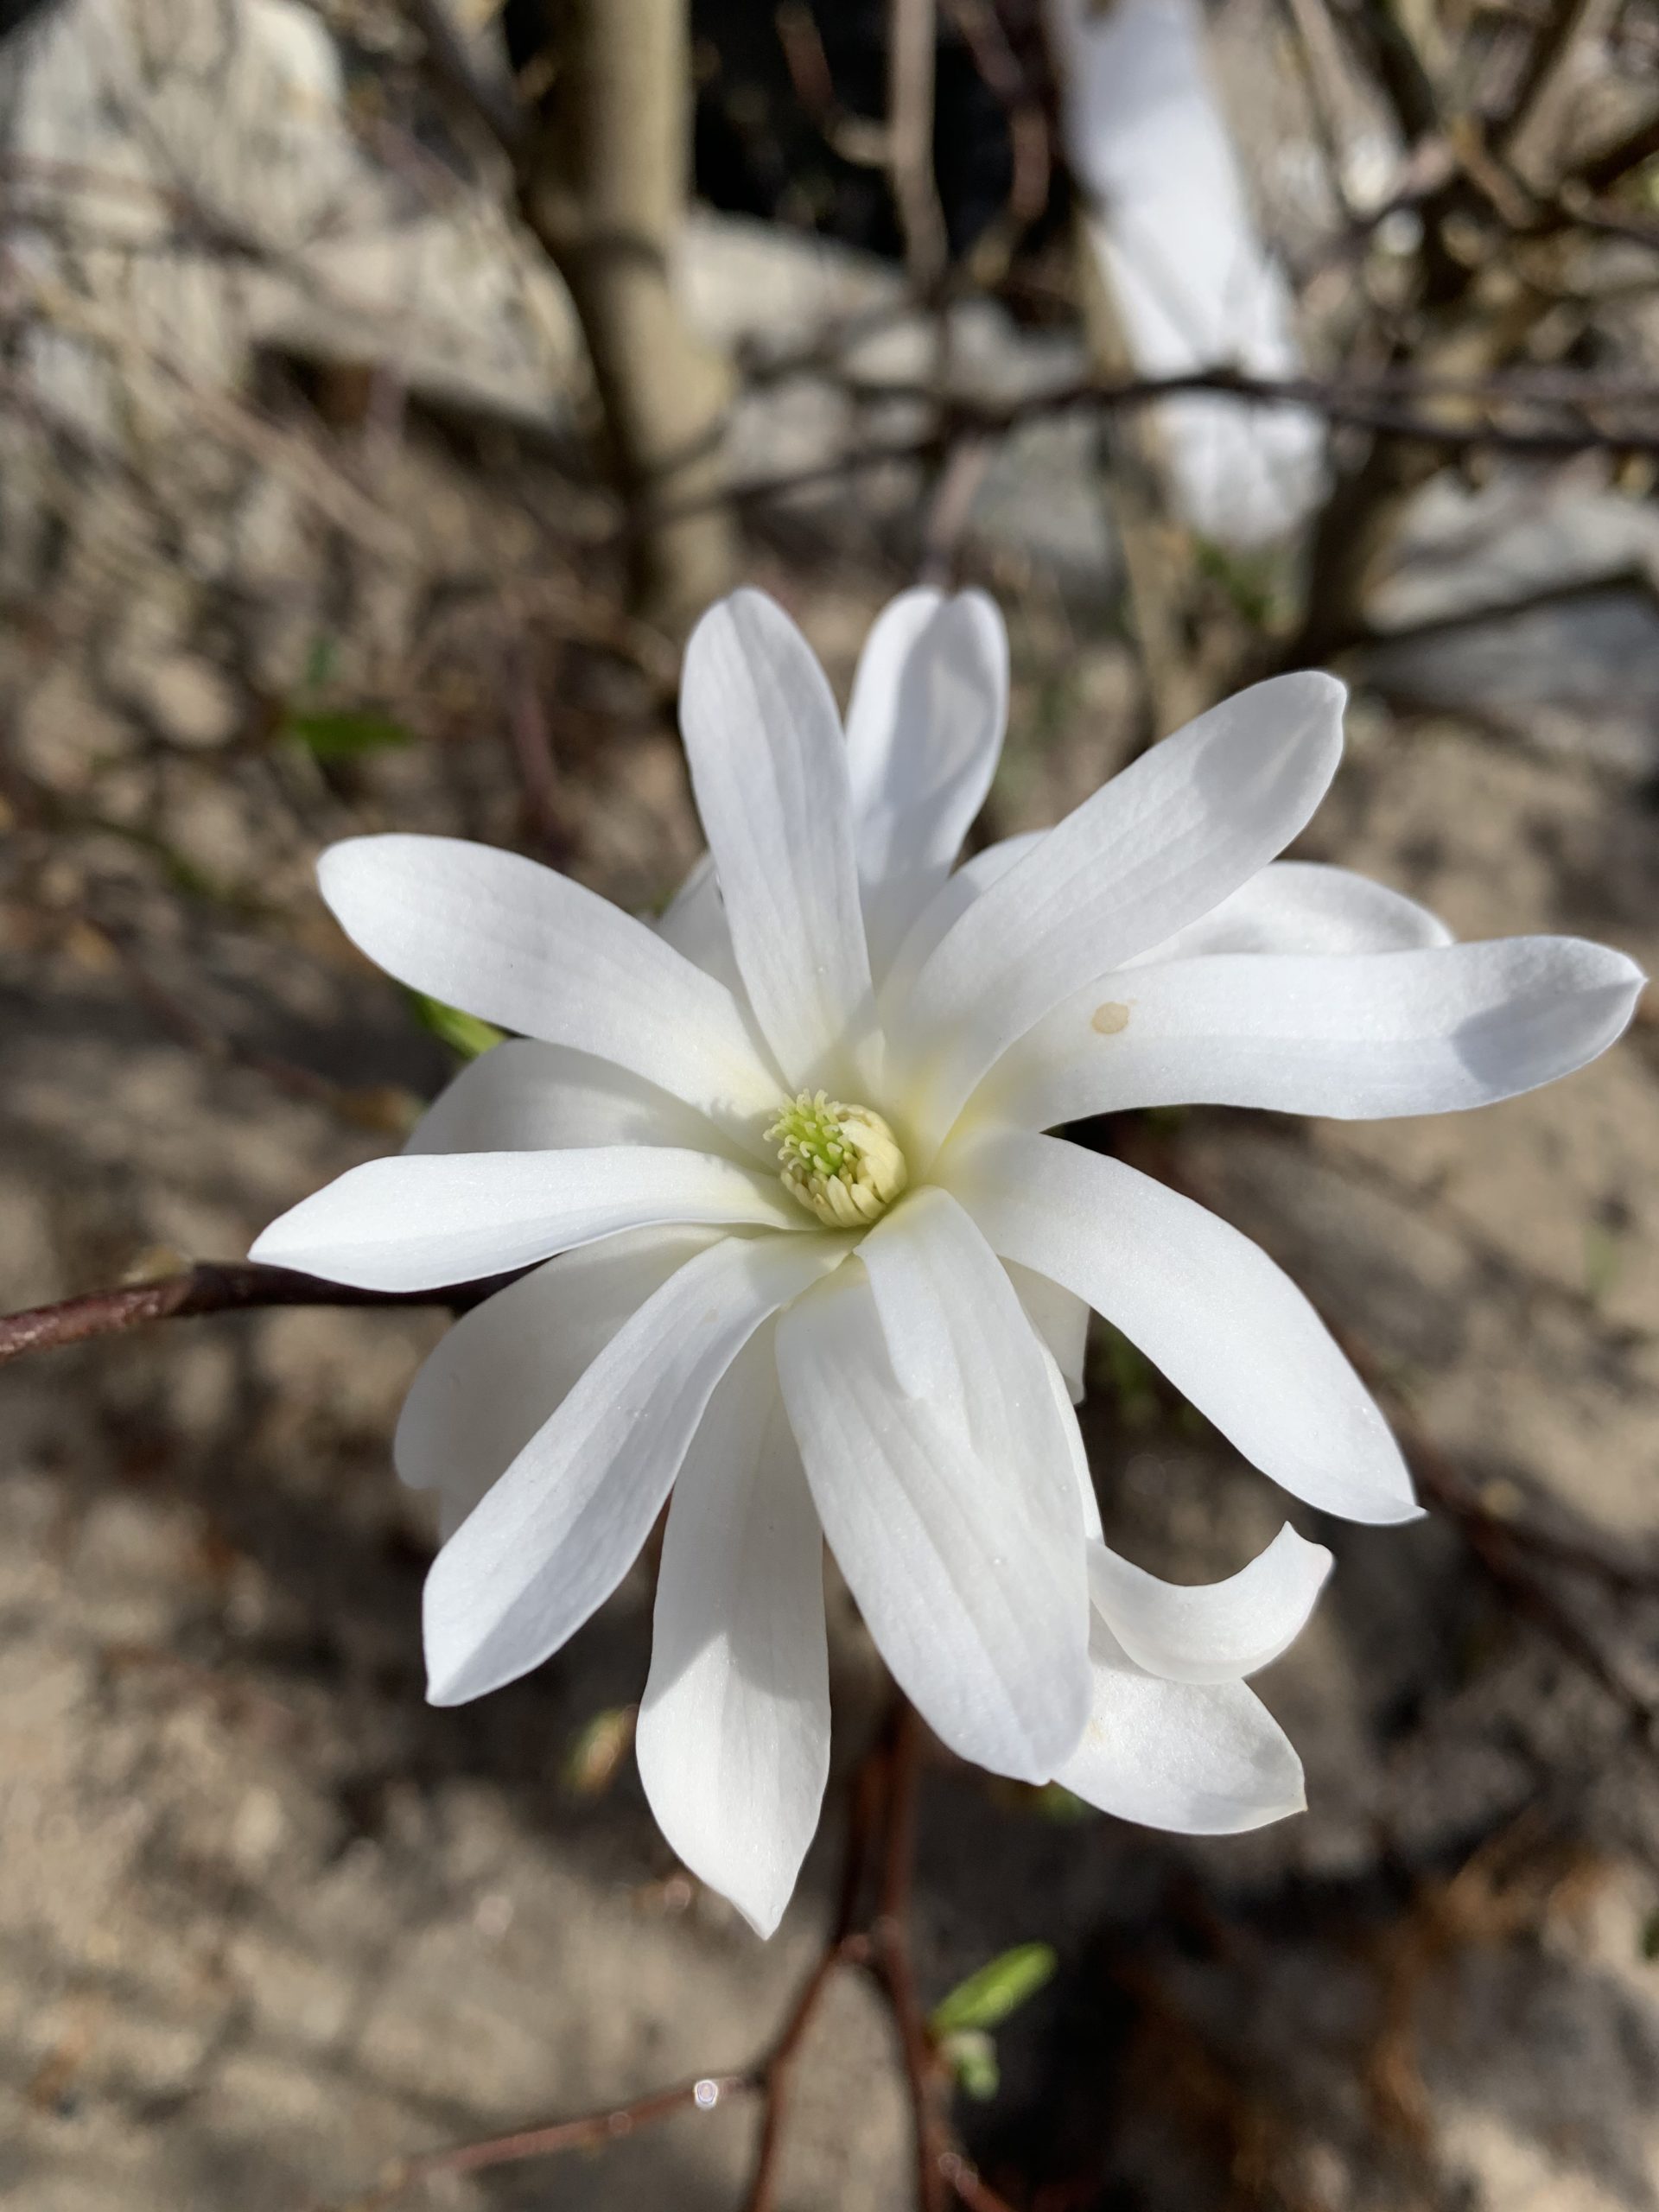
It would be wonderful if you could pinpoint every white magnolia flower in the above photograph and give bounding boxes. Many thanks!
[254,588,1643,1935]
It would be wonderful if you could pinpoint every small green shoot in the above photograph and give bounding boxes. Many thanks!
[930,1942,1057,2037]
[938,2028,999,2101]
[409,991,503,1060]
[282,708,413,761]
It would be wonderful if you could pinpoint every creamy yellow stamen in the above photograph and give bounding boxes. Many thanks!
[766,1090,908,1230]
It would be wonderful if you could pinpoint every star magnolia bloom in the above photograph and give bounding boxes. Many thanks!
[253,588,1643,1936]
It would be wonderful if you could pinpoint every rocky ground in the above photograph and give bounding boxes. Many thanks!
[3,531,1658,2210]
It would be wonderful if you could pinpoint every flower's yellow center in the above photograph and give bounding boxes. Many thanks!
[767,1090,908,1230]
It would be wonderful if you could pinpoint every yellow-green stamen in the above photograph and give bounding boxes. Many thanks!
[766,1090,908,1230]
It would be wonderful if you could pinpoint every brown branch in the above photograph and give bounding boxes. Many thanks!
[323,2072,757,2212]
[658,359,1659,540]
[938,0,1052,261]
[743,1734,883,2212]
[874,1702,954,2212]
[889,0,950,298]
[398,0,736,630]
[518,0,738,630]
[1496,0,1619,182]
[1573,105,1659,198]
[0,1263,523,1367]
[774,1,891,168]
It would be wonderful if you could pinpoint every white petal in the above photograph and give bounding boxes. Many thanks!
[775,1236,1090,1783]
[844,590,1008,970]
[980,938,1646,1131]
[1044,1339,1103,1541]
[251,1147,802,1291]
[1053,1612,1306,1834]
[943,1129,1418,1522]
[318,835,781,1144]
[1087,1526,1332,1685]
[1131,860,1452,962]
[888,674,1345,1144]
[878,831,1045,1012]
[655,853,745,996]
[637,1333,830,1938]
[1005,1258,1090,1404]
[423,1230,849,1705]
[680,590,877,1090]
[857,1192,1086,1560]
[394,1227,717,1538]
[405,1039,729,1157]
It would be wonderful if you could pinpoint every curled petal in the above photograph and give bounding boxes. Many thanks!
[1087,1526,1332,1685]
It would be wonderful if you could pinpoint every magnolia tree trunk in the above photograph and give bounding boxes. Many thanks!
[522,0,736,632]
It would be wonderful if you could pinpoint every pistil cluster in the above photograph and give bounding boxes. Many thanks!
[767,1090,909,1230]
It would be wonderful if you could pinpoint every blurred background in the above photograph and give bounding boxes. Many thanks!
[1,0,1657,2205]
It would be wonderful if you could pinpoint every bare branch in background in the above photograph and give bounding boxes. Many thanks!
[400,0,736,629]
[1496,0,1619,185]
[519,0,738,630]
[1069,228,1228,737]
[889,0,950,298]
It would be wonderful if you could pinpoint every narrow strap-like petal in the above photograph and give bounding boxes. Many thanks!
[394,1227,719,1538]
[250,1146,803,1291]
[844,588,1008,972]
[680,589,878,1091]
[1086,1527,1332,1685]
[318,835,782,1147]
[888,851,1446,1021]
[879,831,1046,1013]
[858,1188,1087,1543]
[637,1332,830,1938]
[1006,1258,1090,1404]
[887,673,1345,1144]
[776,1230,1090,1783]
[1053,1613,1306,1834]
[942,1128,1418,1523]
[1127,860,1452,962]
[404,1039,734,1158]
[976,937,1645,1131]
[423,1229,849,1705]
[654,851,747,997]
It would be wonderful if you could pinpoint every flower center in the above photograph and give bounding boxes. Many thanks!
[766,1090,908,1230]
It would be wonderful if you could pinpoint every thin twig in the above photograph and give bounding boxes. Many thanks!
[0,1263,521,1366]
[889,0,950,297]
[744,1736,884,2212]
[324,2072,756,2212]
[874,1703,953,2212]
[648,360,1659,528]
